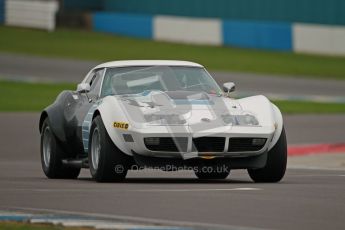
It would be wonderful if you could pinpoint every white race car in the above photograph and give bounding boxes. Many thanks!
[39,60,287,182]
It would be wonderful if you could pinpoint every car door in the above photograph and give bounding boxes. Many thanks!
[73,68,105,155]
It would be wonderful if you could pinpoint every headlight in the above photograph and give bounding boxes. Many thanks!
[236,114,259,126]
[221,114,236,125]
[221,113,259,126]
[144,113,186,125]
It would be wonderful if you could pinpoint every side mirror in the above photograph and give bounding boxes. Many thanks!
[223,82,235,93]
[77,83,90,93]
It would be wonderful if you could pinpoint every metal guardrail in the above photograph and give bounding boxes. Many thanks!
[5,0,59,31]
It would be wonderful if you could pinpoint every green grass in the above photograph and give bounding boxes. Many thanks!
[1,80,344,113]
[0,80,74,112]
[1,26,345,80]
[273,100,345,114]
[0,222,90,230]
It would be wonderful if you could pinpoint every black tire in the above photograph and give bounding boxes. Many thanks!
[40,118,81,179]
[248,127,287,183]
[88,115,131,182]
[194,164,230,179]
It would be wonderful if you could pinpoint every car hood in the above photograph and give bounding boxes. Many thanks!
[112,91,260,130]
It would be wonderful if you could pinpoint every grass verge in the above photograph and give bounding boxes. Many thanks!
[273,100,345,114]
[1,26,345,80]
[0,80,74,112]
[1,80,344,113]
[0,222,90,230]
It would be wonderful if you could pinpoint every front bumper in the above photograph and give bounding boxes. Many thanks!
[122,125,275,159]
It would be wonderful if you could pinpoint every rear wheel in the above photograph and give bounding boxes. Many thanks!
[88,115,131,182]
[248,127,287,183]
[40,118,81,179]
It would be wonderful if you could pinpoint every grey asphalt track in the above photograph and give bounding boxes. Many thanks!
[1,52,345,97]
[1,53,345,230]
[0,113,345,230]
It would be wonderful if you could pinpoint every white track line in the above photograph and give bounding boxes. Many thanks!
[9,206,270,230]
[134,187,261,192]
[288,165,345,171]
[0,188,262,193]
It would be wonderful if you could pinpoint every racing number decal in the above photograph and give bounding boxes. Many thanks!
[113,122,129,130]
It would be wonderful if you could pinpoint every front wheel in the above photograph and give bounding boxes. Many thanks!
[248,127,287,183]
[88,115,131,182]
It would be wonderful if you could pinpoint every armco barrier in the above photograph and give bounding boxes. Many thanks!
[154,16,222,45]
[223,20,292,51]
[91,13,345,56]
[93,13,152,39]
[92,13,291,50]
[0,0,4,24]
[5,0,59,31]
[293,23,345,56]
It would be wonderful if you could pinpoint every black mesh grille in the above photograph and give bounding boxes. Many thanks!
[228,138,267,152]
[144,137,188,152]
[192,137,225,152]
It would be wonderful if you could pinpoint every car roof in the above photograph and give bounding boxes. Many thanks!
[94,60,203,69]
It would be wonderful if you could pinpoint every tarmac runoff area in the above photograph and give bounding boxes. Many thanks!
[0,112,345,230]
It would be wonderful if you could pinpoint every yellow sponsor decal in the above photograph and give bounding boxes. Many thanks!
[113,122,129,130]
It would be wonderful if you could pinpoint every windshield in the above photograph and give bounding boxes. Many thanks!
[100,66,222,97]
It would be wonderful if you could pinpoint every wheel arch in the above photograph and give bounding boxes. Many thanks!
[39,91,73,143]
[39,111,49,133]
[237,95,284,151]
[92,109,101,121]
[268,103,284,151]
[94,98,132,156]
